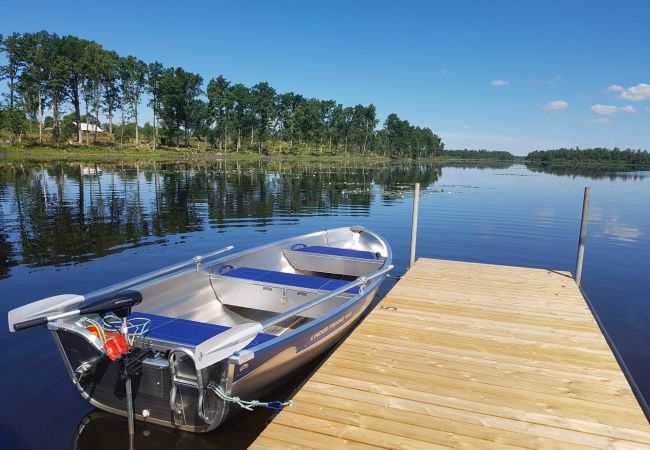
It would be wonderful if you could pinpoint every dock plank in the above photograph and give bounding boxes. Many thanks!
[250,258,650,449]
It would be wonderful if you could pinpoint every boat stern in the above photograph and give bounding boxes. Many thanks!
[49,320,233,432]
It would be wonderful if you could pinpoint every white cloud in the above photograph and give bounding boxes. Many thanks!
[586,117,609,125]
[461,124,471,129]
[606,84,624,92]
[619,83,650,101]
[491,79,509,87]
[590,104,636,115]
[542,100,568,111]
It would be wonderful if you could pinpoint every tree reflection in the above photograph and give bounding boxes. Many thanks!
[525,163,649,180]
[0,160,444,277]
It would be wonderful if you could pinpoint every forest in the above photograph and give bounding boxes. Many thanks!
[441,149,514,161]
[526,148,650,165]
[0,31,444,158]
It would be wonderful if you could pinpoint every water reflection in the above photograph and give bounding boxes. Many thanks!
[3,160,646,279]
[72,412,219,450]
[526,163,650,180]
[597,216,645,243]
[0,161,442,278]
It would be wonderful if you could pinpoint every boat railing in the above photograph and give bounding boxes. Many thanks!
[259,264,394,330]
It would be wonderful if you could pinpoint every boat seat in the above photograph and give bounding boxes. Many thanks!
[128,312,276,348]
[291,245,381,260]
[283,245,385,277]
[219,267,360,295]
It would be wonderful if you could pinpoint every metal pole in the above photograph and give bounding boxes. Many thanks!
[409,183,420,268]
[575,187,591,286]
[122,317,135,441]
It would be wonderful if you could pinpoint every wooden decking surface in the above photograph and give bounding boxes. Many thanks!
[250,258,650,449]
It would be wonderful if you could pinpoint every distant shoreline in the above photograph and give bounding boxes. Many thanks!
[0,145,516,164]
[5,146,647,169]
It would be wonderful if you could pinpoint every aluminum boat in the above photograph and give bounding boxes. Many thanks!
[8,226,392,432]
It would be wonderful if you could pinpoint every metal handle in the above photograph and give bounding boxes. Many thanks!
[168,348,211,424]
[260,264,394,330]
[13,317,48,331]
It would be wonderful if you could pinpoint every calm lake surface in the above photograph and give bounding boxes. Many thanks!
[0,160,648,449]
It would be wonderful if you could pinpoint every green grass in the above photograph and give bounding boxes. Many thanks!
[0,144,393,164]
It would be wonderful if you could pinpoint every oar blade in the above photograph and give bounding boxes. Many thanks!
[8,294,85,332]
[194,322,263,370]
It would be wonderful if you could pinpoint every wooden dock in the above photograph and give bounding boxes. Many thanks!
[250,258,650,449]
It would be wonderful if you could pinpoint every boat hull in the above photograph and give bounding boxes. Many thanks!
[51,287,378,432]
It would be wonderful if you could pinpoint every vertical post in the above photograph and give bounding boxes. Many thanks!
[409,183,420,268]
[122,317,135,443]
[575,186,591,286]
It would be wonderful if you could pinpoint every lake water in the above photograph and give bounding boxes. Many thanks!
[0,160,648,448]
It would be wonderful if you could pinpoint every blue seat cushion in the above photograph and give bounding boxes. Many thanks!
[222,267,360,294]
[128,312,276,347]
[294,245,379,260]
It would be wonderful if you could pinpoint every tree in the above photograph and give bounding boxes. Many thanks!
[45,35,70,142]
[296,98,324,149]
[119,56,147,146]
[16,31,56,144]
[206,75,232,150]
[102,51,121,143]
[147,61,163,150]
[0,31,446,155]
[229,83,250,152]
[81,41,107,144]
[141,121,153,141]
[0,33,23,109]
[320,100,336,153]
[189,99,210,149]
[0,107,29,143]
[276,92,304,147]
[59,35,89,144]
[250,82,276,152]
[158,67,203,147]
[362,104,377,153]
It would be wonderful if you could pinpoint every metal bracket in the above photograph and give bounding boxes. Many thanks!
[193,256,203,272]
[168,348,211,424]
[230,349,255,365]
[359,280,368,295]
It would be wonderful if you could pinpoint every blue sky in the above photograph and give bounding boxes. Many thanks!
[1,0,649,154]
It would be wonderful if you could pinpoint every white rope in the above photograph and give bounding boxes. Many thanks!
[207,383,293,411]
[73,355,102,384]
[100,313,151,345]
[79,316,107,342]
